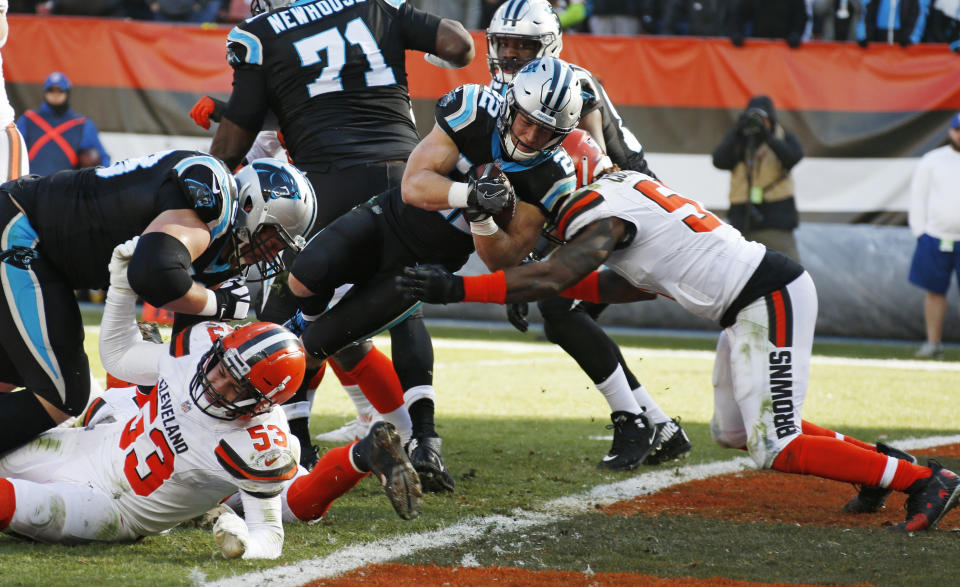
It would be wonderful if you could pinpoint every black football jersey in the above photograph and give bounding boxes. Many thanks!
[224,0,441,170]
[5,151,237,289]
[434,83,577,224]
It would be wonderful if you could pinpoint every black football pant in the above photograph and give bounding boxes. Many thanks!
[537,296,641,388]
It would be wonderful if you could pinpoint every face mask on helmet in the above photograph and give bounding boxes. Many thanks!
[232,159,317,281]
[562,129,614,189]
[487,0,563,86]
[249,0,295,15]
[190,322,306,421]
[497,56,583,163]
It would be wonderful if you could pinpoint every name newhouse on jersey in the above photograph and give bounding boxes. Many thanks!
[266,0,368,34]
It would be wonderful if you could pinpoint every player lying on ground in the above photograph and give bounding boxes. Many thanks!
[400,168,960,532]
[0,240,420,558]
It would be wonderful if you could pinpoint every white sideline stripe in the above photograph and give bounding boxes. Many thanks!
[84,327,959,372]
[203,434,960,587]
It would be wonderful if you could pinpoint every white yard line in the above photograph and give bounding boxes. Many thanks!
[202,435,960,587]
[83,327,960,371]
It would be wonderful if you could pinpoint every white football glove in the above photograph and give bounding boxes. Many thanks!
[212,508,250,559]
[202,277,251,321]
[108,236,139,295]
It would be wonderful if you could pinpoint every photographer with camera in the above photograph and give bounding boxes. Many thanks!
[712,95,804,262]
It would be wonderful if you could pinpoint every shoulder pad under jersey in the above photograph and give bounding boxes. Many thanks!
[226,23,265,68]
[169,322,233,359]
[172,155,239,241]
[436,84,502,135]
[215,423,299,498]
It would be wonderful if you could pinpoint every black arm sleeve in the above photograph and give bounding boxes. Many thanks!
[223,67,270,133]
[765,130,804,170]
[399,2,443,54]
[128,232,195,308]
[711,126,744,170]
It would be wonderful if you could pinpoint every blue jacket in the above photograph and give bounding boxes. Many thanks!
[15,102,111,177]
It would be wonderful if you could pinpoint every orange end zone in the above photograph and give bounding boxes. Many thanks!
[309,563,812,586]
[602,444,960,530]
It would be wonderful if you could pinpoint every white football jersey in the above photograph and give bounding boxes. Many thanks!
[557,170,765,322]
[0,322,299,537]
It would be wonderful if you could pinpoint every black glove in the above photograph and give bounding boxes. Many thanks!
[211,278,250,321]
[398,265,464,304]
[786,33,801,49]
[731,33,745,47]
[506,302,529,332]
[857,38,868,49]
[466,175,515,218]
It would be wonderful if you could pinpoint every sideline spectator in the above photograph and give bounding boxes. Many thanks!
[907,113,960,360]
[731,0,808,47]
[15,72,110,176]
[712,95,803,262]
[590,0,644,34]
[925,0,960,51]
[660,0,730,36]
[151,1,227,23]
[856,0,931,47]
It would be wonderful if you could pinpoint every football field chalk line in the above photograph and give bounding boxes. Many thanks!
[201,433,960,587]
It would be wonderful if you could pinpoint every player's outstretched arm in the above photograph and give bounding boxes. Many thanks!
[100,238,166,385]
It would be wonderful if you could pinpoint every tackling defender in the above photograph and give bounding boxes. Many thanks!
[400,163,960,532]
[0,239,420,556]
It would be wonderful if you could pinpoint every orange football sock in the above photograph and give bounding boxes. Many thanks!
[772,434,889,485]
[285,444,367,522]
[0,478,15,530]
[801,420,875,451]
[307,361,327,390]
[343,346,404,414]
[329,357,357,387]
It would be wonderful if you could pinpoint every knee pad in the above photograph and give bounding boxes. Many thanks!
[710,417,747,451]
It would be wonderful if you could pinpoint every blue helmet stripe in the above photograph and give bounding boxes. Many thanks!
[505,0,527,21]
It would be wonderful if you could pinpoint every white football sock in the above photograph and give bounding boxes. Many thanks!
[632,384,669,424]
[596,364,644,414]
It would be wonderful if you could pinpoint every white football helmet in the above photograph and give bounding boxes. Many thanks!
[487,0,563,85]
[249,0,295,15]
[232,158,317,280]
[498,56,583,163]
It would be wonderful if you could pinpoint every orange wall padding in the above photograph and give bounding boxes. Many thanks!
[8,15,960,113]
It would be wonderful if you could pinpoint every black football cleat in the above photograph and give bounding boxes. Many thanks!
[889,460,960,532]
[406,435,456,493]
[364,422,422,520]
[598,411,659,471]
[842,442,917,514]
[644,418,692,466]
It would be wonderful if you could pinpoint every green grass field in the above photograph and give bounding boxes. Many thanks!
[3,320,959,585]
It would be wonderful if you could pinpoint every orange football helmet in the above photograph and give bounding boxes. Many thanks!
[191,322,306,420]
[562,129,614,189]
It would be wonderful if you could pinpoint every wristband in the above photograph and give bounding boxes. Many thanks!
[424,53,461,69]
[198,288,218,317]
[461,271,507,304]
[447,182,470,208]
[559,271,601,303]
[469,217,499,236]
